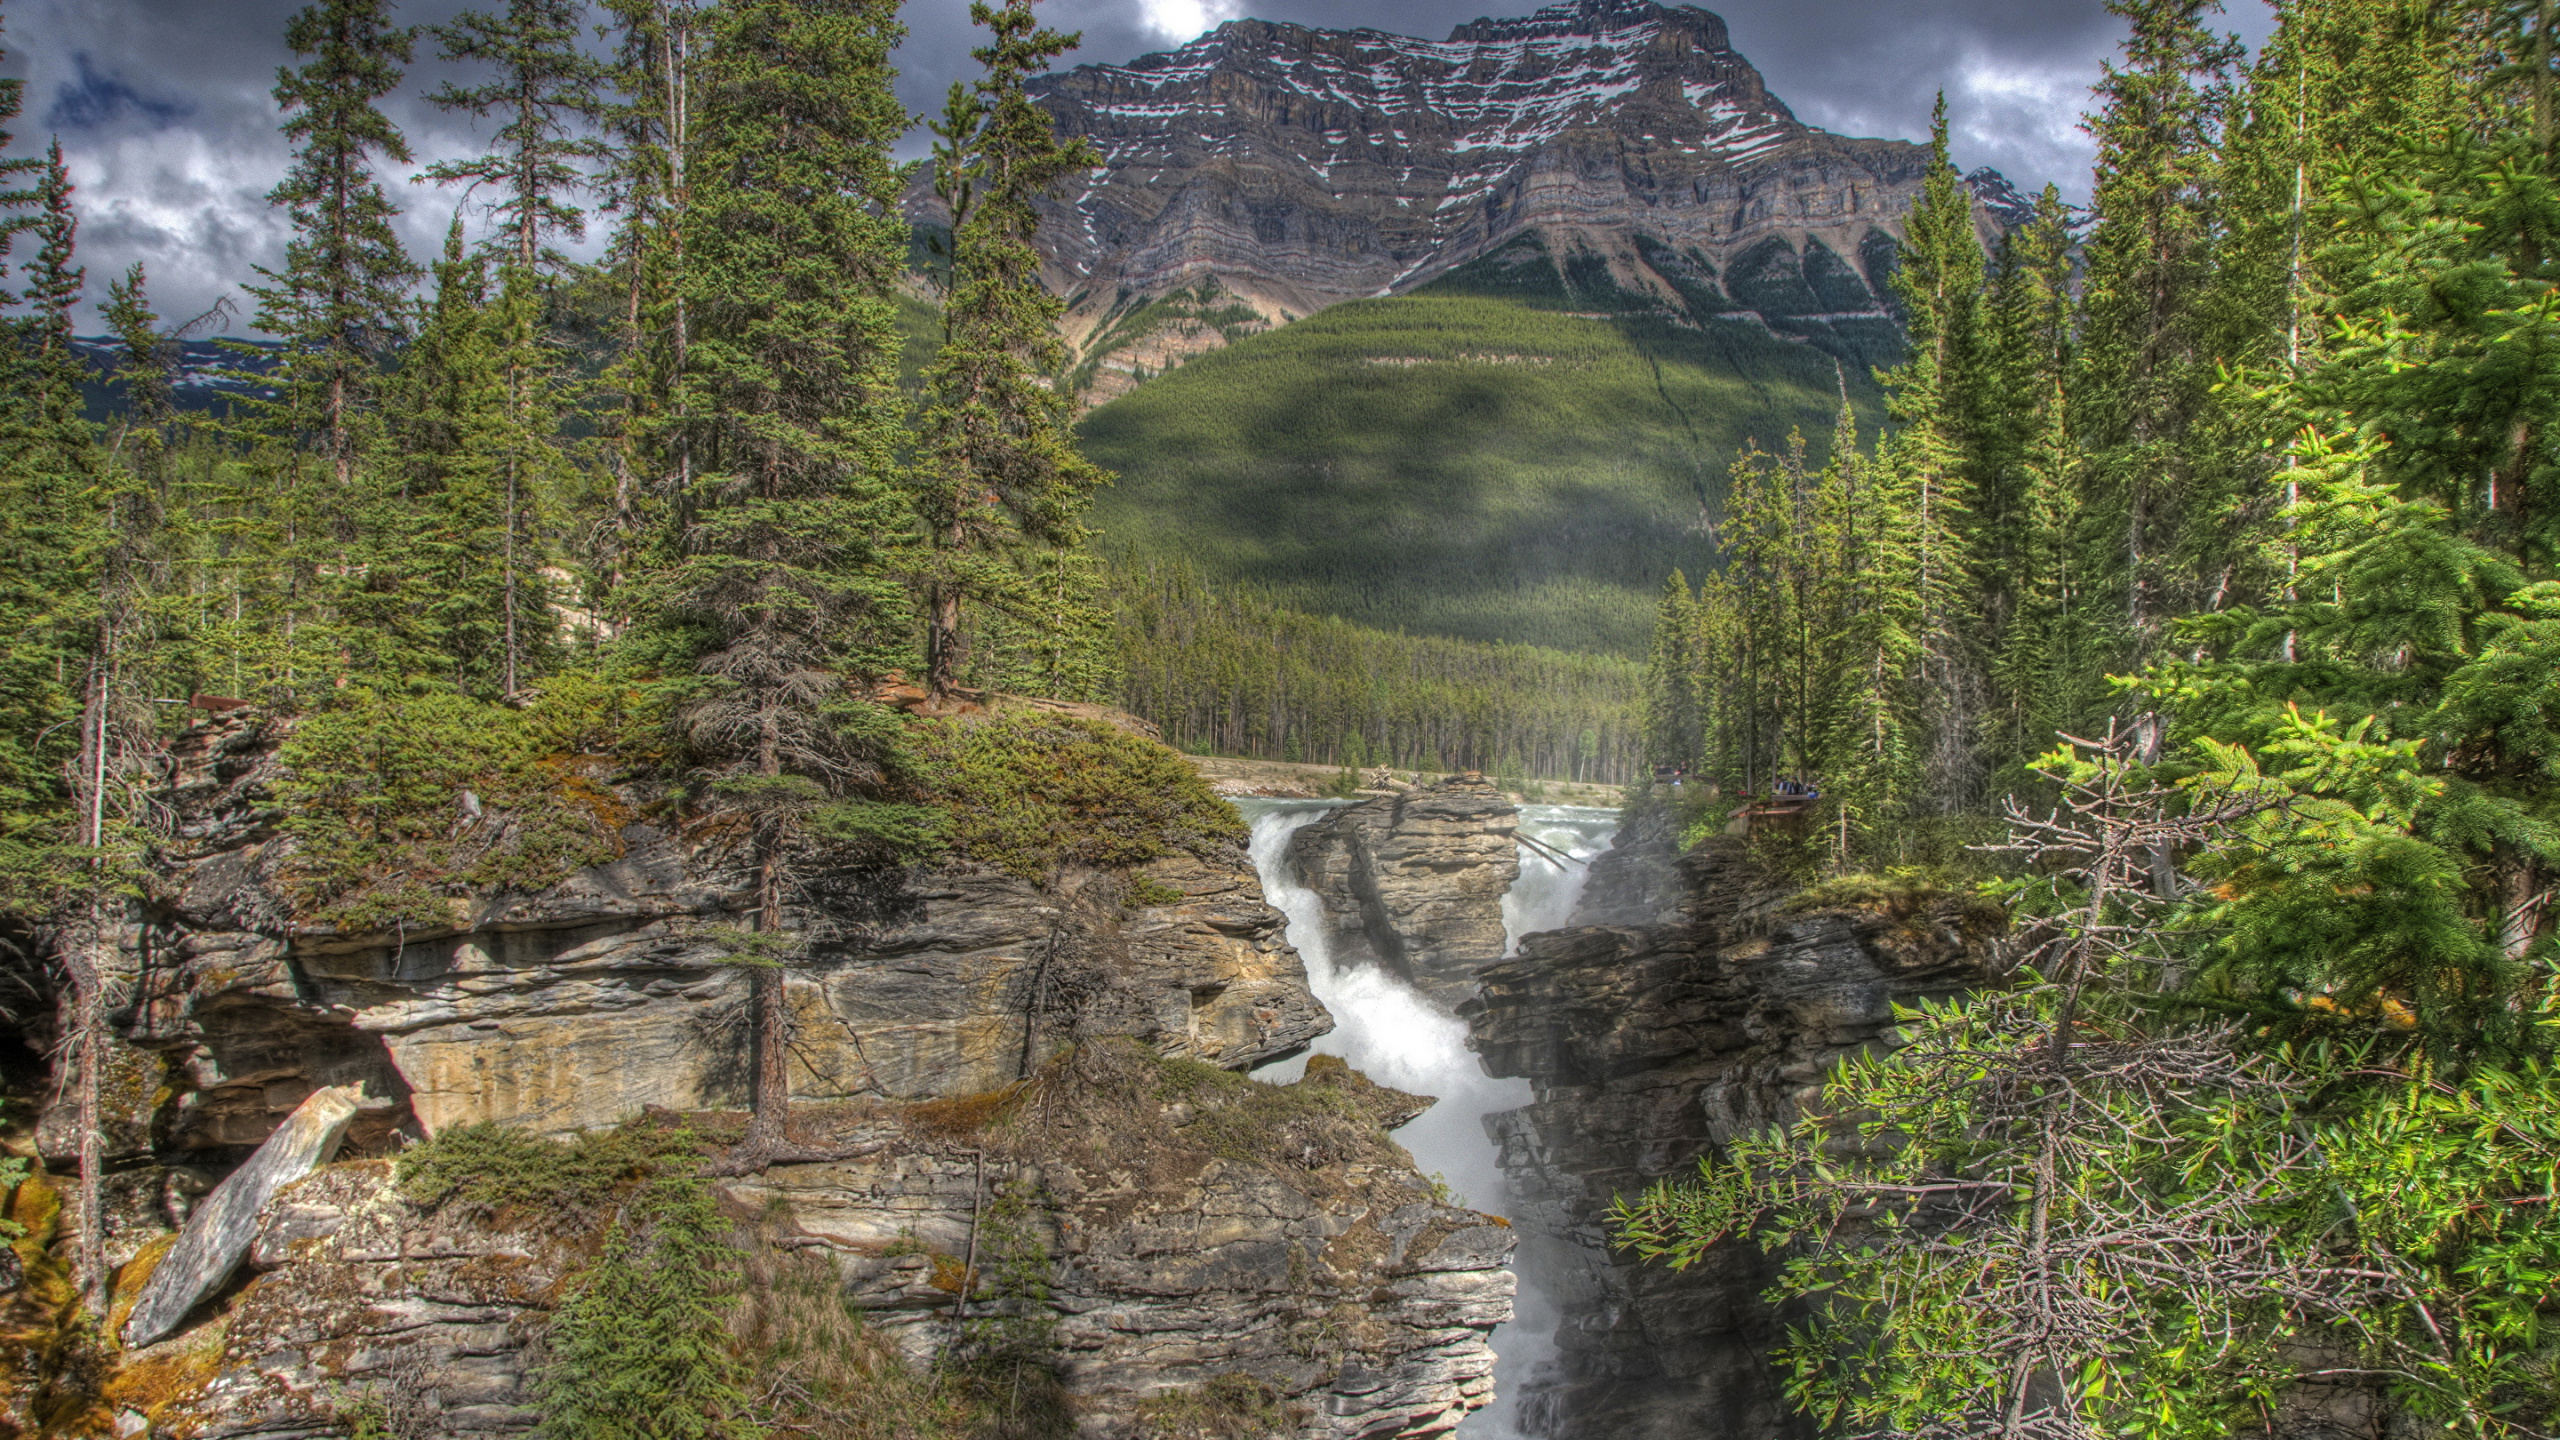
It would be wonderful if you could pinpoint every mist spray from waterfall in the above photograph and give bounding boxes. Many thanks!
[1237,798,1617,1439]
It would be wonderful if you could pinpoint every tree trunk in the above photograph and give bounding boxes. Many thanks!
[2498,840,2543,965]
[739,705,791,1159]
[65,906,108,1317]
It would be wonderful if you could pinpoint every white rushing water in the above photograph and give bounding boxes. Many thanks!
[1235,797,1619,1440]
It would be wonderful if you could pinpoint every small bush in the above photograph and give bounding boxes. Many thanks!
[1133,1374,1291,1440]
[533,1172,755,1440]
[395,1120,702,1226]
[912,713,1246,883]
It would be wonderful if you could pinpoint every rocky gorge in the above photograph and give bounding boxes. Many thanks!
[0,715,1513,1438]
[1,720,2007,1440]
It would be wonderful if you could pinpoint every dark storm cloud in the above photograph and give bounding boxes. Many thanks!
[47,53,192,129]
[3,0,2273,331]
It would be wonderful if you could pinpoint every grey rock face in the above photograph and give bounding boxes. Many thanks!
[1460,839,2005,1440]
[62,713,1328,1165]
[126,1058,1511,1440]
[986,0,2028,387]
[1286,778,1519,1005]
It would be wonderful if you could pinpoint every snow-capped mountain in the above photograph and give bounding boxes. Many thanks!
[1002,0,2030,395]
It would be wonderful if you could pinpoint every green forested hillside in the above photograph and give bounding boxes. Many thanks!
[1080,290,1879,656]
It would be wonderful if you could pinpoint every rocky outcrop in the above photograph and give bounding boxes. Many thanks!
[60,712,1323,1167]
[2,711,1533,1439]
[122,1086,360,1350]
[1459,834,2006,1440]
[90,1048,1511,1440]
[978,0,2033,389]
[1285,778,1519,1005]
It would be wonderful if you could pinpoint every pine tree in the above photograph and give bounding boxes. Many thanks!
[425,0,608,273]
[2074,0,2244,658]
[1641,570,1701,772]
[913,0,1110,702]
[1879,96,1985,807]
[1983,186,2094,771]
[594,0,708,622]
[644,0,914,1164]
[251,0,419,491]
[368,220,549,694]
[0,1,44,288]
[2156,0,2560,1020]
[422,0,608,690]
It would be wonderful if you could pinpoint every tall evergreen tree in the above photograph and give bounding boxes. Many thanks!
[1641,570,1702,772]
[0,1,44,290]
[1879,97,1986,806]
[251,0,419,492]
[645,0,914,1163]
[425,0,609,273]
[594,0,708,621]
[913,0,1109,701]
[2075,0,2244,657]
[1982,186,2095,770]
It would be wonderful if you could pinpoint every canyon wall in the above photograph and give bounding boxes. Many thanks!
[1283,778,1519,1008]
[1463,818,2007,1440]
[0,715,1512,1439]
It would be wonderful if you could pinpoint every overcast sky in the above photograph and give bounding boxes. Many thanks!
[0,0,2277,332]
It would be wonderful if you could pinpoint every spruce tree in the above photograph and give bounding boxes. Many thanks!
[425,0,608,273]
[2158,0,2560,1019]
[369,220,548,694]
[251,0,419,491]
[422,0,608,690]
[594,0,708,621]
[2074,0,2243,658]
[1879,97,1985,807]
[1641,571,1701,772]
[1982,186,2093,772]
[914,0,1109,701]
[645,0,913,1163]
[0,1,43,284]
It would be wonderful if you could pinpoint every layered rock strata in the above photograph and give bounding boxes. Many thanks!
[86,1051,1511,1440]
[1,710,1530,1438]
[1460,827,2006,1440]
[1285,777,1520,1005]
[57,711,1323,1164]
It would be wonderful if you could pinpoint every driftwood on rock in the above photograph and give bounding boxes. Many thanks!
[122,1084,363,1349]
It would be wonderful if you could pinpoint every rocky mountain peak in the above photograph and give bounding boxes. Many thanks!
[1004,4,2032,400]
[1442,0,1729,53]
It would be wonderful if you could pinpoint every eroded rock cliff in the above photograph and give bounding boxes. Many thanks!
[70,1047,1508,1440]
[1461,824,2006,1440]
[0,712,1510,1440]
[1284,778,1519,1006]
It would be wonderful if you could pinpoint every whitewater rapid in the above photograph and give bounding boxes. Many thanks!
[1236,797,1618,1439]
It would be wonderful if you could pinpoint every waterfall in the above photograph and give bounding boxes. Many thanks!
[1501,804,1621,955]
[1238,798,1619,1439]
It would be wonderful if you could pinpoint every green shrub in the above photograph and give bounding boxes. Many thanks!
[1133,1374,1291,1440]
[533,1171,755,1440]
[277,678,666,933]
[395,1120,702,1226]
[912,713,1245,883]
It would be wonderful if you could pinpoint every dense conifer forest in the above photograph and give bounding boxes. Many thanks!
[0,0,1130,924]
[1615,3,2560,1435]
